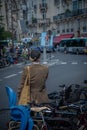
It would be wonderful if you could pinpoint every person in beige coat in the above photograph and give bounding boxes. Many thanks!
[17,49,49,104]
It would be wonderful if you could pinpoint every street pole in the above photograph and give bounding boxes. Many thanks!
[10,0,14,45]
[42,3,47,64]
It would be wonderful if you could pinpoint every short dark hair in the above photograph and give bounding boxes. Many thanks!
[30,49,41,61]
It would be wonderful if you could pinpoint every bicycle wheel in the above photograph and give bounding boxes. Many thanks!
[41,123,52,130]
[0,108,10,130]
[33,124,40,130]
[46,117,75,130]
[8,120,20,130]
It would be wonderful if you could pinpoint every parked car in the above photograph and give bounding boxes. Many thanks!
[28,46,42,53]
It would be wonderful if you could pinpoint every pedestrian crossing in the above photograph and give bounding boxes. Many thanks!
[45,59,87,67]
[0,59,87,70]
[14,59,87,67]
[0,59,87,82]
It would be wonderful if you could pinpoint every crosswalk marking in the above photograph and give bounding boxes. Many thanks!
[84,62,87,64]
[18,71,23,74]
[4,74,17,79]
[71,62,78,64]
[61,62,67,64]
[0,59,87,72]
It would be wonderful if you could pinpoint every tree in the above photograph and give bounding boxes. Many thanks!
[0,26,12,40]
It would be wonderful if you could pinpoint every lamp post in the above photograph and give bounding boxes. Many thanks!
[42,1,47,63]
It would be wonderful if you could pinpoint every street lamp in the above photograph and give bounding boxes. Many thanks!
[40,1,47,63]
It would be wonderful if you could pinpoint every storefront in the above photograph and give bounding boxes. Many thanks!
[53,34,74,47]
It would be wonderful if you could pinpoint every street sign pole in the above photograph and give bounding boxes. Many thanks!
[42,8,47,64]
[43,44,47,63]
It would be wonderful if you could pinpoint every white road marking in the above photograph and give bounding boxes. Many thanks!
[1,59,87,81]
[84,62,87,64]
[71,62,78,64]
[42,62,48,64]
[61,62,67,64]
[4,74,17,79]
[18,71,23,74]
[48,63,55,66]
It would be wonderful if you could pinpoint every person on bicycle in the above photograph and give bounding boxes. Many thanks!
[18,49,49,105]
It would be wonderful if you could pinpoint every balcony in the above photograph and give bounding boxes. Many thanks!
[53,8,87,22]
[39,3,48,13]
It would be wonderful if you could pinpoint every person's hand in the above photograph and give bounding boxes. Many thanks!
[31,106,50,112]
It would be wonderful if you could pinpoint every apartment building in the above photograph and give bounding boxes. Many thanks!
[53,0,87,45]
[1,0,87,43]
[0,0,7,30]
[0,0,28,41]
[27,0,87,43]
[27,0,57,35]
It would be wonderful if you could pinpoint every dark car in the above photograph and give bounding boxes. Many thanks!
[28,46,42,53]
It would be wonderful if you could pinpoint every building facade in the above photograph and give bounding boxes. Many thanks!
[1,0,87,42]
[53,0,87,38]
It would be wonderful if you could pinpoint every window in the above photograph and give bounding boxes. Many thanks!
[78,39,85,47]
[59,40,66,47]
[66,29,69,32]
[42,12,46,19]
[72,0,78,10]
[71,28,74,32]
[62,29,65,33]
[42,0,46,4]
[82,18,87,32]
[57,30,60,33]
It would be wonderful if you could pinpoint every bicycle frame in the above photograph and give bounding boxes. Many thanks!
[32,111,50,130]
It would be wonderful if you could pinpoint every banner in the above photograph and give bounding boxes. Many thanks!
[41,32,47,46]
[41,32,53,47]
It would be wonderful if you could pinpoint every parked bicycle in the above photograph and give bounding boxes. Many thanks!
[1,85,87,130]
[59,100,87,130]
[4,86,76,130]
[48,84,87,109]
[0,55,13,68]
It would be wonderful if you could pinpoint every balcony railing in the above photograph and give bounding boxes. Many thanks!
[53,8,87,22]
[37,18,50,27]
[28,18,50,27]
[37,18,50,24]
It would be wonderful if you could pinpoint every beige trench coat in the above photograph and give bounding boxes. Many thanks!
[18,63,49,104]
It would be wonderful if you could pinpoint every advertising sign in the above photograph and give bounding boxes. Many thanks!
[41,32,47,46]
[41,32,53,47]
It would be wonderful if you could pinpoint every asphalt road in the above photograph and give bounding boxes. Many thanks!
[0,52,87,129]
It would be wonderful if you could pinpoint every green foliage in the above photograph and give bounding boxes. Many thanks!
[0,26,12,40]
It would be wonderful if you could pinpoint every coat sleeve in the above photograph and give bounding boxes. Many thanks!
[17,66,28,100]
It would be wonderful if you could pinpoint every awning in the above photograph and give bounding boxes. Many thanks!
[53,34,74,45]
